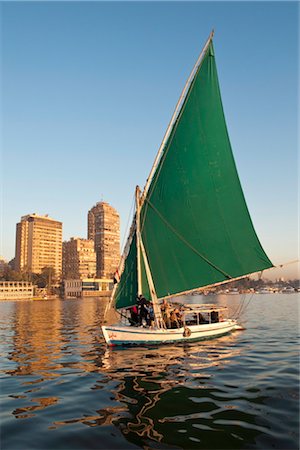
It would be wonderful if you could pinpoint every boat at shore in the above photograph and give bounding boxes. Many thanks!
[102,31,273,347]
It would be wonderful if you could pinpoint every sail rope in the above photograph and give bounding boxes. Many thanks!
[238,292,254,318]
[144,197,233,280]
[231,293,247,319]
[231,271,264,320]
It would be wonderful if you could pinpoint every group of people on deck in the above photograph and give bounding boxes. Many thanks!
[160,299,183,328]
[129,296,183,329]
[129,295,155,327]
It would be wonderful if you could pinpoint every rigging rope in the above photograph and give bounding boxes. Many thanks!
[232,271,264,320]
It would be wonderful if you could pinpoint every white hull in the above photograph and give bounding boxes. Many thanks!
[102,319,242,346]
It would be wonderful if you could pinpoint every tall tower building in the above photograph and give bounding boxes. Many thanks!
[88,202,120,278]
[62,238,96,280]
[15,214,62,278]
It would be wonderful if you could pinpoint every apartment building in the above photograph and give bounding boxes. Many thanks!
[87,201,120,278]
[62,237,96,279]
[15,214,62,278]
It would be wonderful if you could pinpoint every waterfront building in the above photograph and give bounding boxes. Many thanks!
[0,281,33,300]
[15,214,62,278]
[63,278,113,299]
[63,280,82,298]
[87,201,120,278]
[62,237,96,280]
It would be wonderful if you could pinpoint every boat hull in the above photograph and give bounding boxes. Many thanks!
[102,320,242,346]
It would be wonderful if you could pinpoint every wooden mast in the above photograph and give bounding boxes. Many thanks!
[136,185,164,328]
[105,30,215,321]
[139,237,165,329]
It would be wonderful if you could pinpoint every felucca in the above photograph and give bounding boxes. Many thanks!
[102,31,273,346]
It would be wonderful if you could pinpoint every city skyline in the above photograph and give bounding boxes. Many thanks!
[1,2,298,280]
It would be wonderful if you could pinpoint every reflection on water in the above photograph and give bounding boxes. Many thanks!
[0,295,299,449]
[99,339,245,447]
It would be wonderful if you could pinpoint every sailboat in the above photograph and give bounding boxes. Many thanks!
[102,31,273,346]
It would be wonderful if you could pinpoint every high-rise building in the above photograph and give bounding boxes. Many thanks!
[62,237,96,280]
[88,201,120,278]
[15,214,62,278]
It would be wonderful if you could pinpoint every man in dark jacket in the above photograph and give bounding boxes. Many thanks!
[137,295,149,326]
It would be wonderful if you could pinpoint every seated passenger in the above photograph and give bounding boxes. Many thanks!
[170,310,180,328]
[211,311,219,323]
[174,308,183,327]
[198,312,206,324]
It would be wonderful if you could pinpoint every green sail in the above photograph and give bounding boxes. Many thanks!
[140,41,273,299]
[115,234,138,309]
[115,231,150,309]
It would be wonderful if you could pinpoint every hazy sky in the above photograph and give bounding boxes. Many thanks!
[1,1,298,280]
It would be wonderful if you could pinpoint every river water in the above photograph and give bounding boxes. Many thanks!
[1,294,299,450]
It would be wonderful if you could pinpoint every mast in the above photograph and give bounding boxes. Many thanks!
[137,185,164,328]
[135,186,142,296]
[140,29,214,207]
[109,30,274,314]
[139,237,165,328]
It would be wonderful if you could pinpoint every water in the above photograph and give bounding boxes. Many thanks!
[1,294,299,450]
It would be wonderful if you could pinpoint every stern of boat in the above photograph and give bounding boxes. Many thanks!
[229,319,244,331]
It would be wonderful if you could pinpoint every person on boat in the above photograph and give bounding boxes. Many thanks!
[198,312,206,324]
[174,308,183,327]
[211,310,219,323]
[129,305,139,326]
[137,295,149,326]
[146,302,155,327]
[161,299,171,328]
[170,310,180,328]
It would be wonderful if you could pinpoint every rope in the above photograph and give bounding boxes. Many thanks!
[233,271,264,320]
[116,309,138,326]
[238,292,255,318]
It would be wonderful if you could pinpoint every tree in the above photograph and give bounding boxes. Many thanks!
[0,265,27,281]
[40,267,56,290]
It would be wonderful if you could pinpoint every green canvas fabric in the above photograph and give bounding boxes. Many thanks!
[114,232,151,309]
[141,251,151,301]
[115,234,138,309]
[139,41,273,299]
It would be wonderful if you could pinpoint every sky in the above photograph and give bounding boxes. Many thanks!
[1,1,299,280]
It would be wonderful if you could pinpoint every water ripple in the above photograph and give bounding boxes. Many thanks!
[0,295,299,449]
